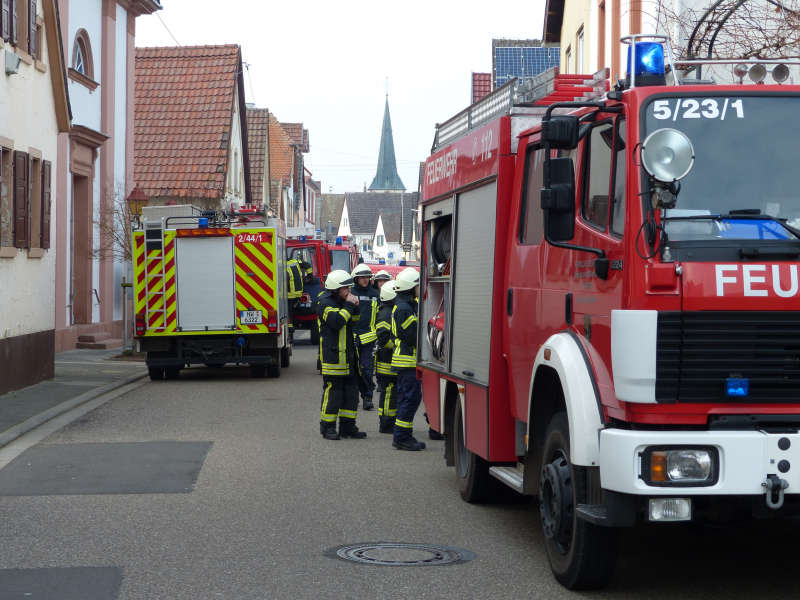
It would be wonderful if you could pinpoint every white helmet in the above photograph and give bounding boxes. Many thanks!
[325,269,354,290]
[394,267,420,292]
[351,264,373,279]
[373,269,392,282]
[380,280,398,302]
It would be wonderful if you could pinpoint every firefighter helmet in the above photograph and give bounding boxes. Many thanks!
[380,280,397,302]
[351,264,373,279]
[373,269,392,282]
[325,270,354,290]
[394,267,420,292]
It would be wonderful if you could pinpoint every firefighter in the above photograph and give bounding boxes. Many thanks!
[375,280,398,433]
[391,267,426,451]
[317,270,367,440]
[286,256,303,343]
[351,264,379,411]
[372,269,392,292]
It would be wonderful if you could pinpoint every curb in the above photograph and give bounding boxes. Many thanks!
[0,371,148,449]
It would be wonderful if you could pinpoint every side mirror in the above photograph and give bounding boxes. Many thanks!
[541,116,579,149]
[541,157,575,242]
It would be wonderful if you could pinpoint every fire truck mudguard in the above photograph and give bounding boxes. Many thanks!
[529,332,604,468]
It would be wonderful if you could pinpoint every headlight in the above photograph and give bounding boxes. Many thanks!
[641,447,718,486]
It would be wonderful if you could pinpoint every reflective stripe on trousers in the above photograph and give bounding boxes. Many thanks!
[393,368,421,442]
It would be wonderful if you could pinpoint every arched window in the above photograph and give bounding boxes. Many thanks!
[72,29,94,80]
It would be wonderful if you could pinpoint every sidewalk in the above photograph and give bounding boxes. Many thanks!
[0,349,147,447]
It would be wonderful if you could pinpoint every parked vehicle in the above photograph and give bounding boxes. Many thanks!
[286,234,360,344]
[132,204,290,380]
[419,35,800,589]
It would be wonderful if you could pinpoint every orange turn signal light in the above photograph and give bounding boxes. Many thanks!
[650,451,668,482]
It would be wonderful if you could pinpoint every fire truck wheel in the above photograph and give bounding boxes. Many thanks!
[539,413,617,590]
[309,321,320,346]
[453,400,491,503]
[281,346,291,368]
[148,367,164,381]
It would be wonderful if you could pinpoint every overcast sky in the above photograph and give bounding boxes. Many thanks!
[135,0,546,194]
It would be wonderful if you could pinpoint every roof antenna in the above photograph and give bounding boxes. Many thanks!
[385,76,389,98]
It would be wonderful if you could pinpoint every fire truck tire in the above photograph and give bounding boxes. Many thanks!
[453,400,492,503]
[148,367,164,381]
[539,413,617,590]
[164,367,180,380]
[309,321,320,346]
[281,346,291,368]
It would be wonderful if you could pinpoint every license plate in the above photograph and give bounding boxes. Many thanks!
[240,310,262,325]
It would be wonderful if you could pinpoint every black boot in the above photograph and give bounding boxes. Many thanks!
[428,428,444,441]
[322,423,340,440]
[339,421,367,439]
[393,437,426,451]
[362,397,374,411]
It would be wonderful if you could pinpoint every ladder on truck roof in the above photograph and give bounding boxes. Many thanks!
[431,67,609,153]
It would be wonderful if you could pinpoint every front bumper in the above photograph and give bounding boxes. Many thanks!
[600,428,800,496]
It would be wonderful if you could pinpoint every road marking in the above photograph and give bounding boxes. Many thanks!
[0,380,147,472]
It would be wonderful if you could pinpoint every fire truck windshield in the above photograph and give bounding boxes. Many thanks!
[643,95,800,241]
[329,250,351,271]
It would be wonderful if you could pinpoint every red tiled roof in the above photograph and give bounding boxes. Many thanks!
[246,107,269,206]
[134,45,241,199]
[269,114,293,184]
[472,72,492,103]
[280,122,309,153]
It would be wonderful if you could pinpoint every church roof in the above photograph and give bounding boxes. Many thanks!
[368,97,405,191]
[344,192,418,243]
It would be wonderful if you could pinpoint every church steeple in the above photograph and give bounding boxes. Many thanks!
[368,95,405,192]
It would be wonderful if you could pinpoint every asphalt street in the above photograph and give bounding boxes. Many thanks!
[0,335,799,599]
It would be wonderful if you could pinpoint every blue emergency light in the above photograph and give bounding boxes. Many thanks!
[335,236,343,245]
[198,217,209,228]
[378,258,386,264]
[300,235,307,242]
[725,377,749,398]
[627,42,665,81]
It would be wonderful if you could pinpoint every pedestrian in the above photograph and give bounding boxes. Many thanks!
[375,280,398,433]
[391,267,426,451]
[350,264,379,411]
[317,270,367,440]
[372,269,392,293]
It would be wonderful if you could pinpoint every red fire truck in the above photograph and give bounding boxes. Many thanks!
[419,35,800,588]
[286,234,360,343]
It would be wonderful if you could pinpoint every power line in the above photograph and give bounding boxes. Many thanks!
[156,12,181,46]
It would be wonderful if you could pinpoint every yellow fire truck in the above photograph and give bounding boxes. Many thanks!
[132,205,290,380]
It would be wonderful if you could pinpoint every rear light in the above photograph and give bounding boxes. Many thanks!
[135,314,146,336]
[267,312,278,332]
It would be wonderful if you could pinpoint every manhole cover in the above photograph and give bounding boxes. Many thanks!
[326,542,476,566]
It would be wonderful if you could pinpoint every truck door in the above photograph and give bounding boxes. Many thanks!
[505,142,546,420]
[567,116,626,384]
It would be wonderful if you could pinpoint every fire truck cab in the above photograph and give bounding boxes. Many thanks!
[420,35,800,589]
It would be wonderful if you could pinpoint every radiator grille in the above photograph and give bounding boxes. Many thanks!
[656,312,800,403]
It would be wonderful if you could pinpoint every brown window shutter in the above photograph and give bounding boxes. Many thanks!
[41,159,50,249]
[27,0,35,58]
[10,0,16,45]
[1,0,9,42]
[13,150,28,248]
